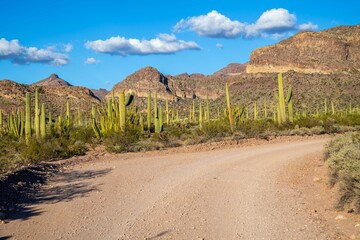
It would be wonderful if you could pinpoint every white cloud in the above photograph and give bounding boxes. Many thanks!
[85,33,200,56]
[0,38,69,65]
[174,9,318,39]
[85,57,100,64]
[64,43,73,53]
[173,10,246,38]
[255,8,296,33]
[298,22,318,31]
[216,43,224,49]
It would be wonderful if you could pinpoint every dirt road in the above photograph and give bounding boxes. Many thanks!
[0,137,348,239]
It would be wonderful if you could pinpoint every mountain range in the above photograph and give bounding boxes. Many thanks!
[1,24,359,115]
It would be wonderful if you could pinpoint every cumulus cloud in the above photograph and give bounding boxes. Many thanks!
[0,38,69,65]
[298,22,318,31]
[173,10,246,38]
[85,57,100,64]
[174,9,318,39]
[85,33,200,56]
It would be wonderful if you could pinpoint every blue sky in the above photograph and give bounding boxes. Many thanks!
[1,0,359,90]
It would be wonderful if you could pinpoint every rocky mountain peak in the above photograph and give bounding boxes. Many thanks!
[32,73,72,87]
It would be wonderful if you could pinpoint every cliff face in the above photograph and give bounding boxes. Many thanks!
[247,25,360,74]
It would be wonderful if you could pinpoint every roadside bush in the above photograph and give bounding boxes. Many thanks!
[103,127,141,153]
[325,132,360,211]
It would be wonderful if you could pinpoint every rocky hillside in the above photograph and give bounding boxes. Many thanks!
[107,66,228,101]
[213,63,247,76]
[0,75,100,116]
[247,24,360,74]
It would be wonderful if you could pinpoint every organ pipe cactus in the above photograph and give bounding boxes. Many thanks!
[225,83,234,131]
[25,92,31,143]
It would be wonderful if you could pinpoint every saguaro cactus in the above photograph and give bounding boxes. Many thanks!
[225,83,234,131]
[25,92,31,143]
[66,100,71,128]
[286,87,293,123]
[199,102,203,130]
[147,92,151,130]
[119,90,134,131]
[34,88,40,138]
[41,103,46,138]
[277,73,286,124]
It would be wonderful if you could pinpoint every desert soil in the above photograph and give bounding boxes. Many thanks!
[2,135,360,239]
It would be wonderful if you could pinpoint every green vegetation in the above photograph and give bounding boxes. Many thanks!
[325,132,360,212]
[0,75,359,174]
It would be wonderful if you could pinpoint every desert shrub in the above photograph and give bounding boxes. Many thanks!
[325,132,360,211]
[0,134,26,173]
[202,120,232,139]
[103,127,141,153]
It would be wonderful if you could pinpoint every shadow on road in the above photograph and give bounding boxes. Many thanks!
[0,163,112,222]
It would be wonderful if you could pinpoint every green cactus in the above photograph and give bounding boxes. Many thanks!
[154,92,161,133]
[147,92,151,130]
[199,102,203,130]
[77,108,83,127]
[34,88,40,138]
[48,112,52,127]
[277,73,286,124]
[25,92,31,143]
[159,106,163,132]
[285,86,293,123]
[66,100,71,128]
[225,83,234,131]
[119,92,125,131]
[90,104,101,139]
[324,99,328,114]
[41,103,46,138]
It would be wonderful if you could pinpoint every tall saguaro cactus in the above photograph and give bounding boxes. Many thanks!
[225,83,234,131]
[34,88,40,138]
[277,73,286,124]
[286,86,293,123]
[147,92,151,130]
[41,103,46,138]
[25,92,31,143]
[119,90,134,132]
